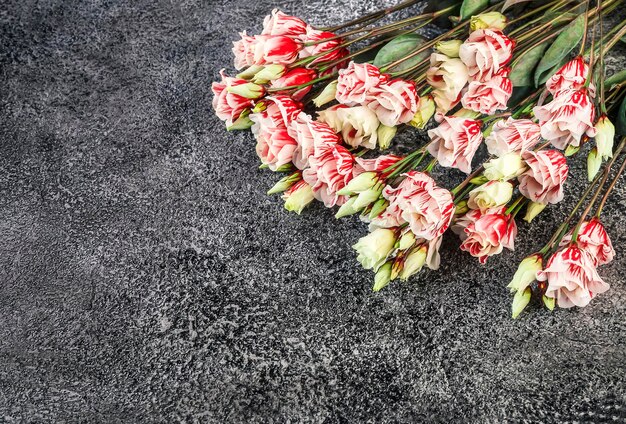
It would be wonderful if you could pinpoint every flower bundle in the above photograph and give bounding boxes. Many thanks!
[212,0,626,318]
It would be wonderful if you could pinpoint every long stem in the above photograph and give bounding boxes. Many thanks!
[571,138,626,241]
[321,0,423,33]
[579,0,591,55]
[596,150,626,216]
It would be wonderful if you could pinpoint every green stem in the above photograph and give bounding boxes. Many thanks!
[595,150,626,217]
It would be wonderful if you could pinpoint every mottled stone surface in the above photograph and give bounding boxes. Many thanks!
[1,1,625,422]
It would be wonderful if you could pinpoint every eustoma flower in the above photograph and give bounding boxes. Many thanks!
[372,171,455,241]
[262,9,307,36]
[537,245,610,308]
[461,67,512,115]
[518,149,568,204]
[298,27,349,65]
[336,62,389,106]
[302,142,357,207]
[427,53,469,114]
[484,118,541,156]
[364,79,419,127]
[533,88,596,149]
[270,68,318,101]
[288,112,339,170]
[211,70,256,127]
[427,116,483,173]
[459,29,514,81]
[559,218,615,266]
[545,56,595,96]
[453,207,517,264]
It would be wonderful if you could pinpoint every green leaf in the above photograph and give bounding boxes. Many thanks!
[502,0,533,12]
[460,0,489,19]
[509,42,549,87]
[374,34,429,72]
[616,94,626,136]
[534,14,585,86]
[606,69,626,90]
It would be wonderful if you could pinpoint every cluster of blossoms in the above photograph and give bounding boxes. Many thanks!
[427,13,514,118]
[509,217,615,315]
[212,9,349,130]
[317,62,420,150]
[211,2,625,316]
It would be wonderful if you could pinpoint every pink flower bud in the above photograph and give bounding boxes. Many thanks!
[484,117,541,156]
[545,56,596,97]
[298,27,349,65]
[559,218,615,266]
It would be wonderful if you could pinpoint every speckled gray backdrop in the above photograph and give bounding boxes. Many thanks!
[1,0,625,422]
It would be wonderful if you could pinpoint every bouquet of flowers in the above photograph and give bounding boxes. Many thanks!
[212,0,626,318]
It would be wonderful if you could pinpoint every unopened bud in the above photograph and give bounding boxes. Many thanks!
[252,64,286,84]
[587,147,602,181]
[267,172,301,195]
[368,198,389,219]
[435,40,462,57]
[469,175,489,185]
[283,181,314,215]
[455,200,469,215]
[595,115,615,160]
[335,196,360,219]
[227,82,265,99]
[373,262,393,292]
[542,295,555,311]
[399,245,427,281]
[523,201,547,223]
[470,12,507,31]
[507,254,543,293]
[564,144,580,157]
[377,124,397,150]
[397,231,417,251]
[352,183,383,210]
[313,80,338,108]
[409,95,436,129]
[511,287,532,319]
[227,110,254,131]
[337,172,378,195]
[236,64,264,80]
[452,108,481,119]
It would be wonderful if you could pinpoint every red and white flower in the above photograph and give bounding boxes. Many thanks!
[372,171,455,240]
[298,27,349,65]
[533,88,596,149]
[336,62,389,106]
[517,149,568,205]
[559,218,615,266]
[262,9,307,37]
[461,67,512,115]
[427,116,483,174]
[426,53,469,114]
[485,117,541,156]
[211,70,254,126]
[545,56,595,97]
[537,245,610,308]
[302,143,356,207]
[261,35,302,64]
[252,121,297,171]
[459,29,514,81]
[288,112,340,170]
[232,31,262,70]
[270,68,318,101]
[260,95,302,126]
[453,207,517,264]
[355,154,403,178]
[364,79,419,127]
[318,105,380,149]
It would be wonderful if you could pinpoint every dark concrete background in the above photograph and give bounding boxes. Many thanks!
[1,0,625,422]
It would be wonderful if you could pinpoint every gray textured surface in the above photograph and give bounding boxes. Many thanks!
[1,0,626,422]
